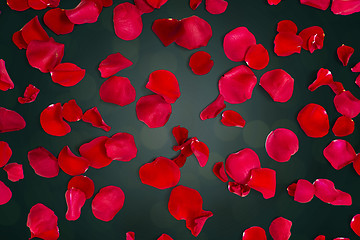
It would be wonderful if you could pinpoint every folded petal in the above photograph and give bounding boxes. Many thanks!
[191,139,209,167]
[40,103,71,136]
[221,110,246,127]
[172,125,189,146]
[113,2,143,40]
[58,146,90,176]
[190,0,202,10]
[274,32,303,56]
[79,136,113,169]
[105,132,137,161]
[28,147,59,178]
[98,52,133,78]
[65,0,103,24]
[0,107,26,133]
[260,69,294,102]
[0,59,14,91]
[3,163,24,182]
[134,0,154,14]
[213,162,228,182]
[21,16,49,45]
[44,8,75,35]
[92,186,125,221]
[50,63,86,87]
[68,175,95,199]
[146,70,180,103]
[65,188,86,221]
[18,84,40,104]
[100,76,136,106]
[200,94,226,120]
[297,103,329,138]
[298,26,324,52]
[308,68,334,92]
[288,179,315,203]
[337,44,354,66]
[62,99,83,122]
[265,128,299,162]
[185,210,213,237]
[333,91,360,118]
[247,168,276,199]
[314,179,352,205]
[223,27,256,61]
[228,182,250,197]
[12,31,27,50]
[82,107,111,131]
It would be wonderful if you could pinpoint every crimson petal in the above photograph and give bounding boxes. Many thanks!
[6,0,29,11]
[0,180,12,205]
[308,68,334,92]
[268,0,281,5]
[329,81,345,95]
[12,31,27,50]
[101,0,113,7]
[145,0,168,8]
[333,91,360,118]
[139,156,181,189]
[337,44,354,66]
[21,16,49,45]
[186,210,213,237]
[157,234,173,240]
[92,186,125,221]
[126,232,135,240]
[274,32,303,56]
[134,0,154,14]
[200,94,226,120]
[277,20,298,33]
[331,0,360,15]
[300,0,330,10]
[50,63,86,87]
[269,217,292,240]
[297,103,329,138]
[82,107,111,131]
[0,107,26,133]
[62,99,83,122]
[58,146,89,176]
[213,162,228,182]
[100,76,136,106]
[205,0,228,14]
[65,0,103,24]
[260,69,294,102]
[44,8,75,35]
[40,103,71,136]
[146,70,180,103]
[298,26,324,52]
[313,179,352,205]
[248,168,276,199]
[223,27,256,62]
[105,132,137,161]
[265,128,299,162]
[0,141,12,167]
[65,188,86,221]
[245,44,269,70]
[79,136,113,169]
[288,179,315,203]
[221,110,246,127]
[228,182,251,197]
[189,51,214,75]
[323,139,356,170]
[352,62,360,72]
[0,59,14,91]
[332,116,354,137]
[3,163,24,182]
[27,203,59,240]
[314,236,326,240]
[113,3,143,41]
[98,53,133,78]
[28,147,59,178]
[242,226,267,240]
[68,175,95,199]
[152,18,182,47]
[351,214,360,237]
[18,84,40,104]
[191,139,209,167]
[219,65,257,104]
[190,0,202,10]
[172,125,189,146]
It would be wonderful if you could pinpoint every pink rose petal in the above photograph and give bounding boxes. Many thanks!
[323,139,356,170]
[265,128,299,162]
[40,103,71,136]
[0,59,14,91]
[300,0,330,10]
[92,185,125,221]
[337,44,354,66]
[28,147,59,178]
[3,163,24,182]
[146,70,180,103]
[82,107,111,131]
[242,226,267,240]
[65,188,86,221]
[223,27,256,62]
[191,139,209,167]
[98,53,133,78]
[0,107,26,133]
[221,110,246,127]
[334,91,360,118]
[247,168,276,199]
[0,141,12,168]
[126,231,135,240]
[260,69,294,102]
[0,180,12,205]
[79,136,113,169]
[331,0,360,15]
[100,76,136,106]
[288,179,315,203]
[105,132,137,161]
[62,99,83,122]
[297,103,329,138]
[18,84,40,104]
[205,0,228,14]
[113,3,143,41]
[65,0,103,24]
[50,63,86,87]
[27,203,59,240]
[314,179,352,205]
[352,61,360,72]
[269,217,292,240]
[200,94,226,120]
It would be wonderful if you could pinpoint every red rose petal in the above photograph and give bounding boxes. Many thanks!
[190,0,202,10]
[44,8,75,35]
[68,175,95,199]
[12,31,27,49]
[28,0,48,10]
[65,188,86,221]
[191,139,209,167]
[225,148,260,185]
[219,65,257,104]
[297,103,329,138]
[139,156,181,189]
[3,163,24,182]
[27,203,59,240]
[329,81,345,95]
[337,44,354,66]
[172,153,188,168]
[308,68,334,92]
[353,154,360,176]
[265,128,299,162]
[300,0,330,10]
[331,190,352,206]
[28,147,59,178]
[134,0,154,14]
[100,76,136,106]
[98,53,133,78]
[82,107,111,131]
[277,20,298,33]
[6,0,29,11]
[242,226,267,240]
[152,18,182,47]
[0,180,12,205]
[0,59,14,91]
[228,182,251,197]
[274,32,303,56]
[113,3,143,41]
[213,162,228,182]
[200,94,226,120]
[185,210,213,237]
[245,44,269,70]
[189,51,214,75]
[314,179,352,205]
[247,168,276,199]
[334,91,360,118]
[92,185,125,221]
[314,236,325,240]
[21,16,49,45]
[58,146,89,176]
[351,214,360,237]
[268,0,281,5]
[356,75,360,88]
[172,125,189,146]
[26,38,64,73]
[323,139,356,170]
[0,141,12,168]
[269,217,292,240]
[126,231,135,240]
[332,116,354,137]
[50,63,85,87]
[352,62,360,72]
[79,136,113,169]
[136,94,172,128]
[221,110,246,127]
[65,0,103,24]
[260,69,294,102]
[105,132,137,161]
[298,26,324,52]
[40,103,71,136]
[157,234,173,240]
[331,0,360,15]
[289,179,315,203]
[101,0,112,7]
[146,70,180,104]
[0,107,26,133]
[175,16,212,50]
[145,0,168,8]
[18,84,40,104]
[223,27,256,62]
[205,0,228,14]
[62,99,83,122]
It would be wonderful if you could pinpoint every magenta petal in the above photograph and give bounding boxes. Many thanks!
[3,163,24,182]
[314,179,352,205]
[205,0,228,14]
[98,52,133,78]
[260,69,294,103]
[352,62,360,72]
[113,2,143,41]
[126,232,135,240]
[65,0,102,24]
[190,139,209,167]
[65,188,86,221]
[265,128,299,162]
[331,190,352,206]
[0,107,26,133]
[0,59,14,91]
[82,107,111,132]
[0,180,12,205]
[323,139,356,170]
[200,95,226,120]
[27,203,59,240]
[105,132,137,161]
[300,0,330,10]
[219,65,257,104]
[331,0,360,15]
[351,214,360,237]
[92,186,125,222]
[293,179,315,203]
[28,147,59,178]
[269,217,292,240]
[333,91,360,118]
[223,27,256,62]
[0,141,12,167]
[100,76,136,106]
[157,234,173,240]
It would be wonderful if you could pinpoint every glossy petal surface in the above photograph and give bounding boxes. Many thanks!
[269,217,292,240]
[146,70,180,103]
[44,8,75,35]
[323,139,356,170]
[245,44,269,70]
[337,44,354,66]
[265,128,299,162]
[68,175,95,199]
[300,0,330,10]
[82,107,111,131]
[205,0,228,14]
[221,110,246,127]
[242,226,267,240]
[189,51,214,75]
[213,162,228,182]
[332,116,354,137]
[152,18,181,47]
[79,136,113,169]
[65,0,102,24]
[18,84,40,104]
[0,181,12,205]
[62,99,83,122]
[274,32,302,56]
[27,203,59,240]
[331,0,360,15]
[65,188,86,221]
[50,63,85,87]
[58,146,89,176]
[351,214,360,237]
[200,95,226,120]
[3,163,24,182]
[247,168,276,199]
[0,107,26,133]
[333,91,360,118]
[297,103,329,138]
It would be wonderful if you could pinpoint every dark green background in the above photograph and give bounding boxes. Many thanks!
[1,0,360,239]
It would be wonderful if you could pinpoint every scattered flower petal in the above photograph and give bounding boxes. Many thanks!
[223,27,256,62]
[268,0,281,5]
[105,132,137,161]
[221,110,246,127]
[28,0,58,10]
[65,188,86,221]
[44,8,75,35]
[82,107,111,132]
[308,68,333,92]
[352,62,360,72]
[65,0,103,24]
[189,51,214,75]
[331,0,360,15]
[247,168,276,199]
[190,0,202,10]
[242,226,267,240]
[27,203,59,240]
[145,0,168,8]
[300,0,330,10]
[113,3,143,41]
[0,107,26,133]
[172,125,189,146]
[337,44,354,66]
[101,0,113,7]
[351,214,360,237]
[12,30,27,49]
[245,44,269,70]
[200,94,226,120]
[313,178,352,205]
[228,182,251,197]
[68,175,95,199]
[0,181,12,205]
[21,16,49,45]
[329,81,345,95]
[62,99,83,122]
[274,32,303,56]
[146,70,180,103]
[58,146,90,176]
[134,0,154,14]
[191,139,209,167]
[323,139,356,170]
[265,128,299,162]
[157,234,173,240]
[186,210,213,237]
[269,217,292,240]
[152,18,182,46]
[277,20,297,33]
[298,26,324,52]
[205,0,228,14]
[332,116,354,137]
[6,0,29,11]
[288,179,315,203]
[79,136,113,169]
[126,231,135,240]
[0,141,12,168]
[100,76,136,106]
[3,163,24,182]
[213,162,228,182]
[98,52,133,78]
[0,59,14,91]
[92,185,125,221]
[40,103,71,136]
[333,91,360,118]
[28,147,59,178]
[260,69,294,102]
[297,103,329,138]
[18,84,40,104]
[50,63,86,87]
[353,154,360,176]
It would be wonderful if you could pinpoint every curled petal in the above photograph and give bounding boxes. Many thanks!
[0,141,12,168]
[98,53,133,78]
[136,94,172,128]
[223,27,256,62]
[225,148,260,185]
[260,69,294,102]
[313,179,352,205]
[12,31,27,50]
[65,0,103,24]
[331,0,360,15]
[65,188,86,221]
[172,153,188,168]
[68,175,95,199]
[274,32,303,56]
[6,0,29,11]
[28,0,56,10]
[219,65,257,104]
[134,0,154,14]
[100,76,136,106]
[298,26,324,52]
[185,210,213,237]
[308,68,334,92]
[152,18,182,47]
[300,0,330,10]
[58,146,89,176]
[337,44,354,66]
[323,139,356,170]
[277,20,298,33]
[146,70,180,103]
[172,125,189,146]
[44,8,75,35]
[145,0,168,8]
[79,136,112,169]
[245,44,269,70]
[92,186,125,222]
[62,99,83,122]
[0,59,14,91]
[297,103,329,138]
[175,16,212,50]
[27,203,59,240]
[40,103,71,136]
[265,128,299,162]
[0,107,26,133]
[351,214,360,237]
[0,181,12,205]
[269,217,292,240]
[248,168,276,199]
[191,139,209,167]
[82,107,111,132]
[105,132,137,161]
[18,84,40,104]
[213,162,228,182]
[200,95,226,120]
[228,182,250,197]
[189,51,214,75]
[113,3,143,41]
[126,232,135,240]
[50,63,86,87]
[205,0,228,14]
[332,116,354,137]
[3,163,24,182]
[221,110,246,127]
[190,0,202,10]
[28,147,59,178]
[139,156,181,189]
[333,91,360,118]
[21,16,49,45]
[242,226,267,240]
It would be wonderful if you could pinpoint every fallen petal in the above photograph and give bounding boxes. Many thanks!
[300,0,330,10]
[329,81,345,95]
[0,59,14,91]
[269,217,292,240]
[68,175,95,199]
[145,0,168,8]
[79,136,113,169]
[260,69,294,102]
[331,0,360,15]
[40,103,71,136]
[0,181,12,205]
[189,51,214,75]
[105,132,137,161]
[323,139,356,170]
[113,2,143,41]
[247,168,276,199]
[200,94,226,120]
[0,141,12,168]
[265,128,299,162]
[308,68,334,92]
[191,139,209,167]
[44,8,75,35]
[157,234,173,240]
[100,76,136,106]
[92,185,125,221]
[152,18,182,46]
[0,107,26,133]
[333,91,360,118]
[62,99,83,122]
[27,203,59,240]
[351,214,360,237]
[277,20,297,33]
[65,0,103,24]
[337,44,354,66]
[21,16,49,45]
[205,0,228,14]
[228,182,250,197]
[3,163,24,182]
[172,125,189,146]
[332,116,354,137]
[18,84,40,104]
[185,210,213,237]
[223,27,256,62]
[12,31,27,49]
[98,52,133,78]
[190,0,202,10]
[242,226,267,240]
[274,32,303,56]
[351,62,360,72]
[313,179,349,204]
[289,179,315,203]
[245,44,269,70]
[6,0,29,11]
[126,231,135,240]
[297,103,329,138]
[82,107,111,131]
[50,63,86,87]
[213,162,228,182]
[58,146,89,176]
[134,0,154,14]
[298,26,324,52]
[221,110,246,127]
[146,70,180,103]
[28,147,59,178]
[65,188,86,221]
